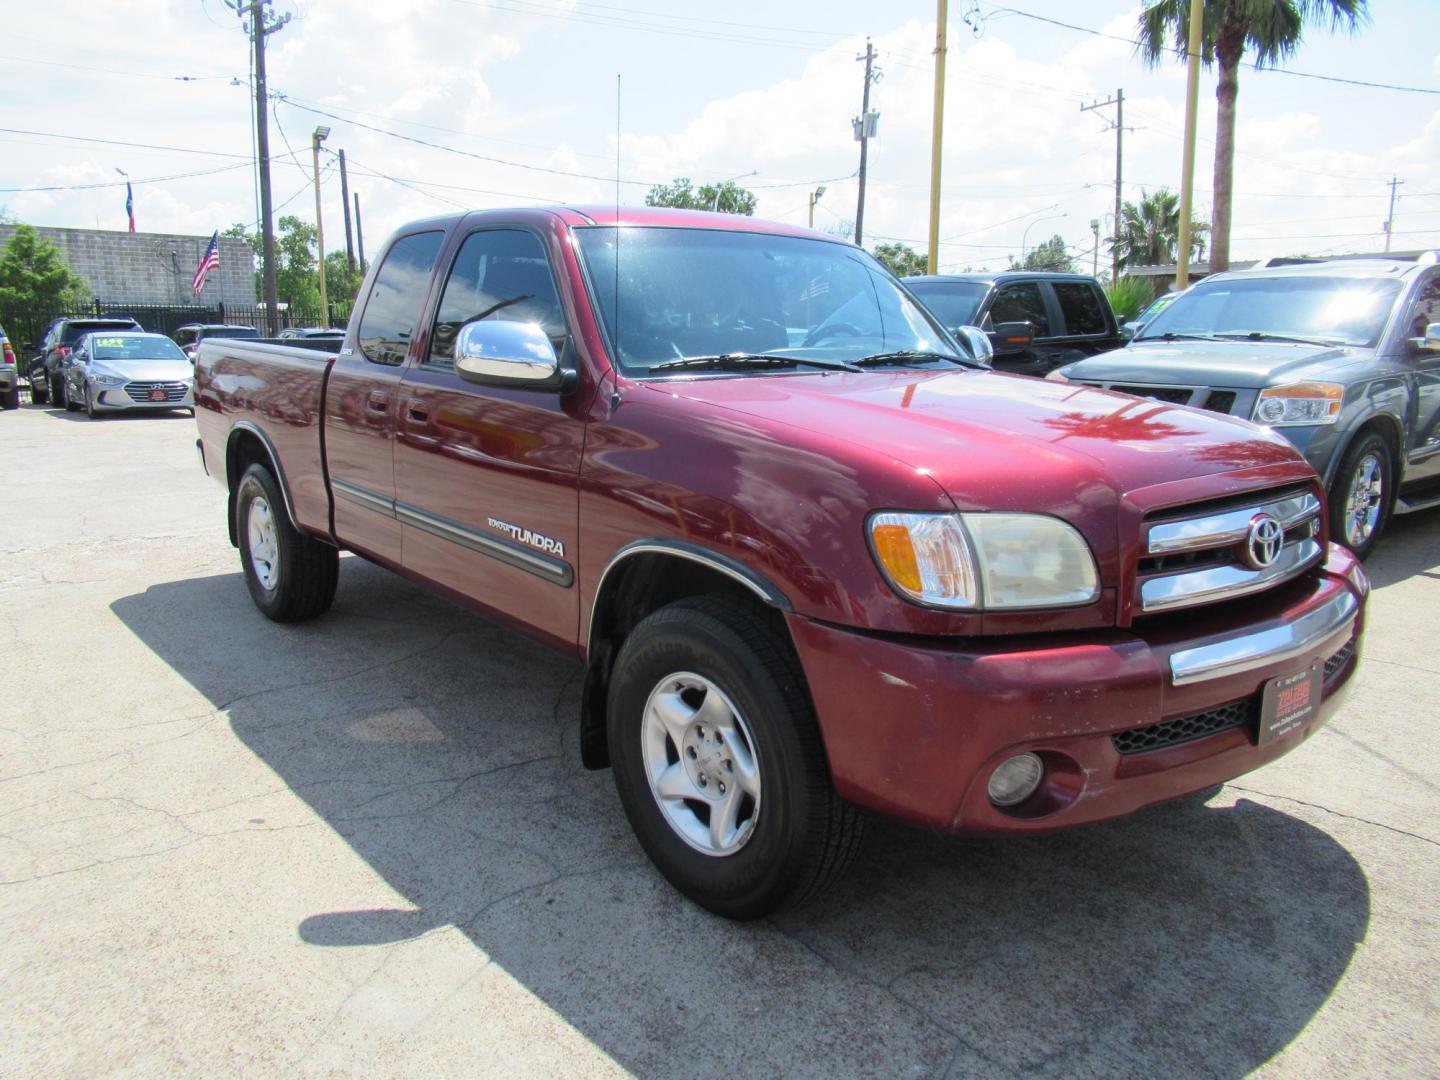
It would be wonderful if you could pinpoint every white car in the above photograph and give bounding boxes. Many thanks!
[62,332,194,418]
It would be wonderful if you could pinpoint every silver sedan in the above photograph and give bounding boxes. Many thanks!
[61,332,195,418]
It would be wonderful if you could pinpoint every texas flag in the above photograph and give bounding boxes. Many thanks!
[125,180,135,232]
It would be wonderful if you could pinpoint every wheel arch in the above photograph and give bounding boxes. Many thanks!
[1325,411,1404,489]
[578,541,794,770]
[224,422,301,548]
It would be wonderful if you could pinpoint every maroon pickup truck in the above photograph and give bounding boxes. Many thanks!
[195,207,1369,918]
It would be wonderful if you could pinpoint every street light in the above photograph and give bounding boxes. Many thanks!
[1021,212,1068,259]
[1090,218,1101,278]
[808,185,826,228]
[712,170,757,212]
[312,126,330,326]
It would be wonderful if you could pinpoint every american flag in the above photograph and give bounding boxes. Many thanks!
[191,231,220,295]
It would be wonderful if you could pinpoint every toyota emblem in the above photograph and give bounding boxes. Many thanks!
[1244,513,1284,569]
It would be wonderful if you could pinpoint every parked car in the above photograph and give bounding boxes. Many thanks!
[61,331,194,417]
[173,323,261,360]
[195,206,1368,918]
[1119,289,1185,344]
[904,271,1123,376]
[1051,255,1440,557]
[0,321,18,409]
[278,326,344,340]
[27,317,143,404]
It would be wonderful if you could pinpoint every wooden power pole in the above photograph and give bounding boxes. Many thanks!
[1080,88,1124,283]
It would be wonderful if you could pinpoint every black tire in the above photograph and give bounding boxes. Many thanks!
[85,388,101,419]
[0,385,18,410]
[235,462,339,622]
[1328,431,1393,560]
[607,595,863,919]
[62,379,78,412]
[49,374,65,409]
[30,379,48,405]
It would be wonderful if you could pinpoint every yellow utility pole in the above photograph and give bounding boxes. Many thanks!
[312,126,330,326]
[927,0,948,274]
[1175,0,1204,290]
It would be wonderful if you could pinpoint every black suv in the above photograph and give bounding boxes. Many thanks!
[905,272,1122,377]
[28,317,143,404]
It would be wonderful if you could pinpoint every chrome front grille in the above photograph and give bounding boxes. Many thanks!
[124,380,189,403]
[1079,383,1236,415]
[1137,489,1324,614]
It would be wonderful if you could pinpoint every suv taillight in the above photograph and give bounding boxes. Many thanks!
[2,342,13,365]
[55,344,71,360]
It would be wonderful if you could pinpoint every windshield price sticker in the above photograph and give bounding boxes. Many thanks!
[93,337,127,348]
[1258,666,1322,745]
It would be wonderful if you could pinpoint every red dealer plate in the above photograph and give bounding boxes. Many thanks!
[150,389,168,401]
[1258,666,1322,745]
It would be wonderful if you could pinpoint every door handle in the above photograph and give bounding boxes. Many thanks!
[406,399,430,424]
[367,389,389,413]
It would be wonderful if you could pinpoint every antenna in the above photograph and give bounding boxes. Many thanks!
[615,73,622,362]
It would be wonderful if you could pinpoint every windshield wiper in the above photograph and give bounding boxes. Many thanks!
[853,349,970,368]
[1211,331,1345,347]
[649,353,861,373]
[1138,332,1225,343]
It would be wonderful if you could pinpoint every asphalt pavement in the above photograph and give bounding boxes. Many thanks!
[1,401,1437,1078]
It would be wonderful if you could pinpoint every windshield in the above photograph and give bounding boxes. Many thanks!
[905,280,988,329]
[1139,276,1401,347]
[201,326,260,340]
[89,336,187,362]
[575,226,961,374]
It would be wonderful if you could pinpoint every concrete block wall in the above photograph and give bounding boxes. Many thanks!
[0,225,256,305]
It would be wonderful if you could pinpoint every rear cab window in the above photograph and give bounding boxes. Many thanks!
[357,231,446,366]
[1052,282,1110,337]
[988,282,1051,336]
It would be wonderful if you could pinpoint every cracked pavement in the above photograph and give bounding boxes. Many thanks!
[1,403,1438,1078]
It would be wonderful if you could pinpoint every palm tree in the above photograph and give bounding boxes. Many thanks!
[1113,188,1209,268]
[1137,0,1368,274]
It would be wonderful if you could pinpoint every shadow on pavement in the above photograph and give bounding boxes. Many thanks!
[113,560,1371,1078]
[1363,510,1440,589]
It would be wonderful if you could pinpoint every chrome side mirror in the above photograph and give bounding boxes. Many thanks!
[1422,322,1440,352]
[454,320,559,385]
[955,325,993,365]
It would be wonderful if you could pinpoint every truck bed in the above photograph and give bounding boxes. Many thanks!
[193,339,339,539]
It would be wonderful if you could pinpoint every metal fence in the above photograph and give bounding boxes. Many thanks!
[0,299,354,354]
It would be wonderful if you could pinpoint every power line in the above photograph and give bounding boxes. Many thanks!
[979,4,1440,96]
[0,161,251,194]
[0,53,234,82]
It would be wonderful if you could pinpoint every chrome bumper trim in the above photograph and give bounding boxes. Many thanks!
[1169,589,1358,686]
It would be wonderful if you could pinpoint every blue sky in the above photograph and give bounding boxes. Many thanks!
[3,0,1437,271]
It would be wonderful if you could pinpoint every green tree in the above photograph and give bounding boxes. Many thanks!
[645,177,757,216]
[1113,188,1209,269]
[870,242,927,277]
[324,250,364,317]
[223,223,261,297]
[274,215,320,311]
[0,224,90,310]
[1137,0,1368,273]
[1011,235,1075,273]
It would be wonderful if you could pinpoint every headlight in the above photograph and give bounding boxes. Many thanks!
[90,370,125,386]
[1253,382,1343,426]
[1044,369,1070,383]
[869,512,1099,610]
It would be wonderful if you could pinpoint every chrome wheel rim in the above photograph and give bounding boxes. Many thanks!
[641,672,761,857]
[246,495,280,591]
[1343,452,1384,548]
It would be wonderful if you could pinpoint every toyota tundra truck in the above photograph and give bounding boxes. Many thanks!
[193,207,1369,919]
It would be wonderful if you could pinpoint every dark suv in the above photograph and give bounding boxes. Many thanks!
[905,272,1122,377]
[28,317,142,404]
[173,323,261,359]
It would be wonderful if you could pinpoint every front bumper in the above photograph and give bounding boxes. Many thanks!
[89,381,194,411]
[789,543,1367,833]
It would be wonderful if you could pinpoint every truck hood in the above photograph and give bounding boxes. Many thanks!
[1059,338,1366,389]
[647,368,1305,513]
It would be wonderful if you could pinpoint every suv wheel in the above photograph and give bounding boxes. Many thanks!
[607,595,863,919]
[0,384,18,410]
[30,376,48,405]
[49,374,66,409]
[236,463,339,622]
[1329,431,1393,559]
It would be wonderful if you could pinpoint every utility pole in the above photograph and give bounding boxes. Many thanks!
[1383,175,1404,252]
[927,1,947,274]
[353,192,366,271]
[1175,0,1204,290]
[312,126,330,326]
[853,39,880,248]
[338,149,355,274]
[234,0,289,335]
[1080,88,1124,283]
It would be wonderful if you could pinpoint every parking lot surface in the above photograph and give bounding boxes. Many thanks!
[1,402,1437,1078]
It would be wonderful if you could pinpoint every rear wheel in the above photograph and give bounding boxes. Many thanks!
[607,595,863,919]
[49,374,65,409]
[1329,431,1393,559]
[30,376,48,405]
[235,463,339,622]
[0,385,18,410]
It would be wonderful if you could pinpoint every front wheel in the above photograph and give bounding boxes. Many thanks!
[235,463,339,622]
[1329,432,1393,559]
[62,379,78,412]
[607,595,863,919]
[30,378,48,405]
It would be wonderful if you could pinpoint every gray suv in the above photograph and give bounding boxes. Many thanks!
[1051,255,1440,557]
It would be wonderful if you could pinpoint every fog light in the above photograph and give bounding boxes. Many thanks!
[987,752,1044,807]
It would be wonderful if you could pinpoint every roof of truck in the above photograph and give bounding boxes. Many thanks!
[393,206,840,243]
